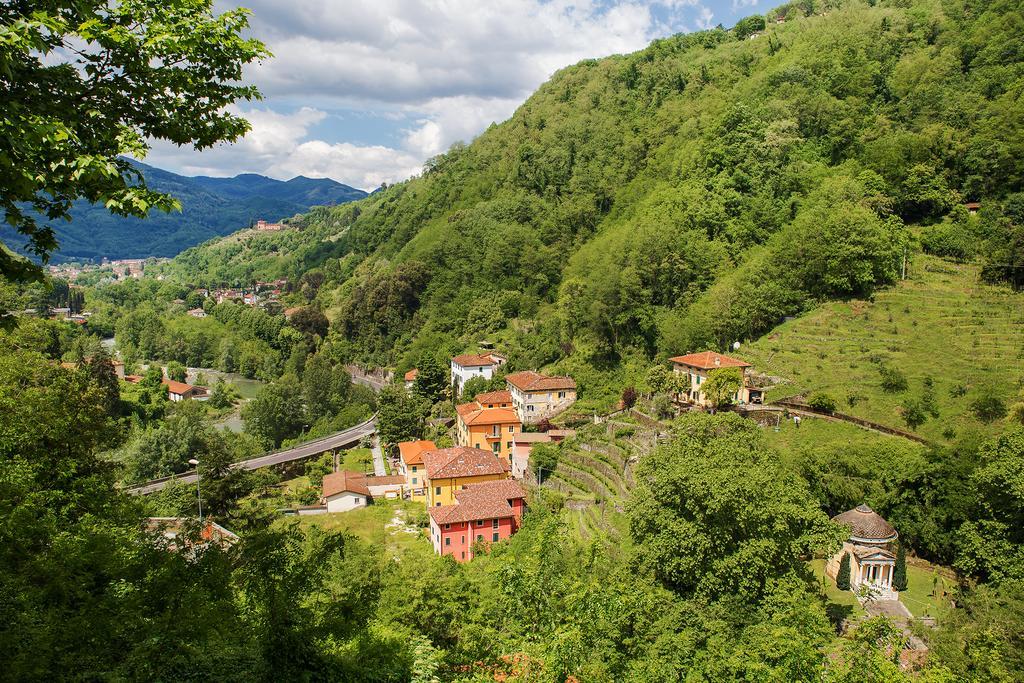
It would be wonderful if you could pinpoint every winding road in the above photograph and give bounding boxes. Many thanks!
[127,417,377,495]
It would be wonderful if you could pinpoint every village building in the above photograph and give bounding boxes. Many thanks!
[450,352,506,396]
[475,389,512,408]
[964,201,981,214]
[404,368,418,390]
[455,397,522,466]
[254,219,285,231]
[505,370,577,424]
[321,470,372,512]
[145,517,239,551]
[364,475,406,499]
[428,479,527,562]
[422,446,510,508]
[397,439,436,501]
[826,504,900,599]
[59,358,125,379]
[162,378,208,402]
[187,308,207,318]
[669,351,764,407]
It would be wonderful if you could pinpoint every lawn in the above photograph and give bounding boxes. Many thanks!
[809,558,865,621]
[762,413,921,459]
[288,499,433,557]
[741,255,1024,444]
[341,447,373,473]
[900,562,955,620]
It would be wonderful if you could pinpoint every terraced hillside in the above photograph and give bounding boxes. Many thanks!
[742,256,1024,443]
[541,420,657,543]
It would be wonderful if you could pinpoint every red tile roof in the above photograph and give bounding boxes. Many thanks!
[404,368,418,381]
[429,479,526,525]
[452,353,499,368]
[398,439,436,466]
[668,351,750,370]
[832,504,898,541]
[505,370,577,392]
[162,378,196,395]
[322,470,370,498]
[422,447,509,479]
[475,389,512,405]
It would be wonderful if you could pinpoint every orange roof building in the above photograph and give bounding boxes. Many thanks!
[397,439,436,501]
[669,351,762,408]
[422,446,511,508]
[475,389,512,408]
[161,377,207,402]
[454,398,522,470]
[504,370,577,424]
[428,479,527,562]
[321,470,372,513]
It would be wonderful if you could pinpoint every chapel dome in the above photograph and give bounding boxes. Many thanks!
[831,504,898,542]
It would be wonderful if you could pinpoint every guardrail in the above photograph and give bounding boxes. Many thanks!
[757,401,932,445]
[124,415,377,493]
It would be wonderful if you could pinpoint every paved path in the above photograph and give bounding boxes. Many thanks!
[370,437,386,476]
[127,417,377,495]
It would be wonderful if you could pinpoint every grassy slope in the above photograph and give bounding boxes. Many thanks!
[742,255,1024,442]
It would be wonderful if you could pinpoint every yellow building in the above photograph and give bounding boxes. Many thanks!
[422,446,510,507]
[397,439,436,502]
[455,395,522,468]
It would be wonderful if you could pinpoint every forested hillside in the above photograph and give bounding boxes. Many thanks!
[162,0,1023,382]
[0,161,367,262]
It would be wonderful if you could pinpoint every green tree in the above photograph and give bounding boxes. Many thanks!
[893,544,908,592]
[972,390,1008,424]
[376,384,429,446]
[302,353,351,422]
[0,1,268,292]
[530,442,559,483]
[628,413,844,601]
[459,374,491,402]
[166,360,187,383]
[243,375,306,448]
[700,367,743,409]
[901,398,927,430]
[808,392,838,414]
[645,364,671,394]
[837,552,852,590]
[413,354,448,404]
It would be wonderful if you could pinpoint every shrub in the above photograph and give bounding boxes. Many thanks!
[878,363,908,393]
[652,394,673,420]
[971,392,1007,423]
[902,398,928,430]
[808,392,838,413]
[836,552,851,590]
[615,427,636,439]
[893,545,908,592]
[621,386,638,409]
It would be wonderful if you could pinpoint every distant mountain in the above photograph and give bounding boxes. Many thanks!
[0,161,368,262]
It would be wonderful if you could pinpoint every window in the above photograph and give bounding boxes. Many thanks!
[461,552,465,559]
[507,441,512,450]
[527,405,534,412]
[461,536,465,543]
[412,477,418,484]
[475,443,480,449]
[492,443,500,454]
[435,502,441,507]
[354,497,361,504]
[476,520,483,526]
[508,425,514,433]
[412,466,417,472]
[444,523,450,530]
[445,537,450,546]
[492,519,499,529]
[558,391,566,399]
[435,486,441,495]
[476,535,483,542]
[492,532,499,542]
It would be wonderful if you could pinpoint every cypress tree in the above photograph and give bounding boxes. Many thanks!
[893,544,908,592]
[836,552,851,590]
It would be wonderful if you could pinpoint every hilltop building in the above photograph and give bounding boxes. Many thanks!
[505,370,577,424]
[404,368,418,390]
[455,396,522,467]
[669,351,764,407]
[422,446,510,508]
[450,352,506,396]
[826,504,900,599]
[162,378,208,402]
[254,219,285,231]
[428,479,527,562]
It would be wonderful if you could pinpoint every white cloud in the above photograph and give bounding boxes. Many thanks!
[152,1,720,188]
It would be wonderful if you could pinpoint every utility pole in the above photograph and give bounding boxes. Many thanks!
[188,458,203,523]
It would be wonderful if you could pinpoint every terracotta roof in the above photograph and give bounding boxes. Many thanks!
[505,370,577,392]
[124,375,143,383]
[832,504,898,541]
[162,378,195,395]
[668,351,750,370]
[458,478,526,502]
[455,401,479,419]
[322,470,370,498]
[452,353,498,368]
[964,202,981,209]
[365,475,406,486]
[422,447,509,479]
[459,406,520,426]
[398,439,436,466]
[475,389,512,405]
[404,368,418,381]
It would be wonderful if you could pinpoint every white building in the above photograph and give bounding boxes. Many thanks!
[321,470,371,512]
[450,352,505,396]
[505,370,577,424]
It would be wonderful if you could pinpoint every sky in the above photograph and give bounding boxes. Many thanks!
[146,0,765,191]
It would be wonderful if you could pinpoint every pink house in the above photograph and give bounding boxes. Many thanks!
[428,479,527,562]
